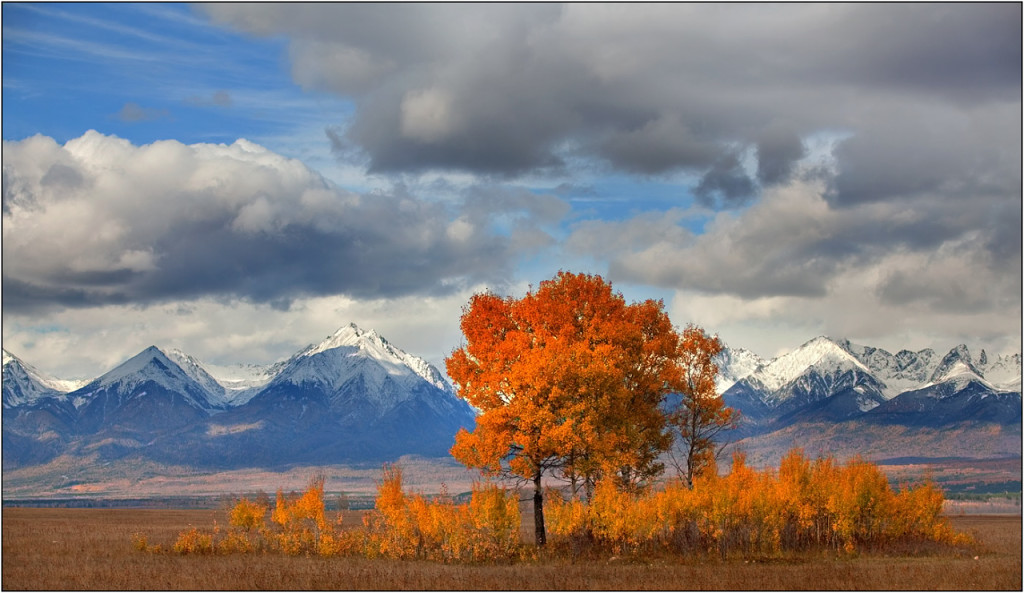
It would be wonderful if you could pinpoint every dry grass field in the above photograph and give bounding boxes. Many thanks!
[2,507,1020,590]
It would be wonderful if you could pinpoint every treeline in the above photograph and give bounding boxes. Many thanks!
[147,449,971,563]
[5,497,222,509]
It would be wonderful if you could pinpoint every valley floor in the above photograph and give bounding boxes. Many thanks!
[1,509,1020,590]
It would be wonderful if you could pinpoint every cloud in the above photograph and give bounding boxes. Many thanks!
[2,131,566,314]
[875,234,1021,314]
[115,101,169,122]
[566,177,1021,313]
[826,101,1021,207]
[0,289,486,381]
[202,3,1020,210]
[755,123,806,186]
[693,151,757,208]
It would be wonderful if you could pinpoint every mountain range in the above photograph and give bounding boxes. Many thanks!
[2,324,476,469]
[3,329,1020,473]
[715,337,1021,464]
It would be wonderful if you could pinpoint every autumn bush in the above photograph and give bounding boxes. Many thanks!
[546,449,972,559]
[162,451,969,563]
[166,465,523,563]
[361,464,524,563]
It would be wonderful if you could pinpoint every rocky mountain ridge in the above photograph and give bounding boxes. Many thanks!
[3,332,1019,471]
[714,336,1020,464]
[2,324,476,469]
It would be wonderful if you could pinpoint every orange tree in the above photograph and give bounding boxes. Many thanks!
[446,271,685,547]
[667,325,740,487]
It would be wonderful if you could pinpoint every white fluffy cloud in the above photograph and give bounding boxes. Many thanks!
[2,131,566,313]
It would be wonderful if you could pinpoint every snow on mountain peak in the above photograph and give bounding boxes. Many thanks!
[754,336,871,393]
[928,344,986,385]
[2,349,87,407]
[979,353,1022,392]
[164,348,234,407]
[715,346,764,393]
[76,345,218,410]
[286,323,451,394]
[94,346,172,386]
[303,323,381,357]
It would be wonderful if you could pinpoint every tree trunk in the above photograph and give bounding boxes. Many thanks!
[533,471,546,547]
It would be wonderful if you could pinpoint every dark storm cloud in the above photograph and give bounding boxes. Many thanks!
[826,102,1021,207]
[1,132,563,313]
[798,3,1021,99]
[203,3,1020,210]
[693,152,756,209]
[593,114,720,175]
[755,124,806,186]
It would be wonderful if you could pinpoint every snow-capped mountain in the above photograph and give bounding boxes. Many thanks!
[2,350,81,467]
[714,337,1020,465]
[164,348,232,407]
[213,323,474,467]
[741,337,874,399]
[978,352,1023,392]
[72,346,221,411]
[722,337,887,421]
[836,341,940,398]
[3,323,476,469]
[270,323,452,402]
[925,345,988,390]
[714,346,764,393]
[721,336,1020,429]
[69,346,223,438]
[2,349,85,408]
[3,330,1018,470]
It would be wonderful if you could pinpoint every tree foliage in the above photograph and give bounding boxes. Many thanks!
[667,325,740,487]
[446,271,686,545]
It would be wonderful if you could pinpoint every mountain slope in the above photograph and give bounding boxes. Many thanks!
[195,324,475,467]
[837,341,941,398]
[3,331,1017,472]
[2,349,84,408]
[722,337,888,423]
[164,348,232,408]
[978,352,1023,392]
[714,346,764,394]
[70,346,221,439]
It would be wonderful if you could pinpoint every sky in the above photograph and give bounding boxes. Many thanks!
[2,3,1021,380]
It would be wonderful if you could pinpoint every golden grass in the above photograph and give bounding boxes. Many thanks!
[2,508,1020,590]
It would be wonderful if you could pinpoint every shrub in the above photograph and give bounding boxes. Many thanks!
[547,449,971,559]
[173,527,213,555]
[362,464,524,563]
[228,497,267,532]
[144,451,970,563]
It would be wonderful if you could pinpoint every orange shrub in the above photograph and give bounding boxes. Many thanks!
[154,452,968,562]
[269,474,339,555]
[547,449,970,558]
[362,464,524,563]
[228,497,267,531]
[173,527,213,555]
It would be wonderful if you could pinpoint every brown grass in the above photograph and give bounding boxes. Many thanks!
[2,508,1020,590]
